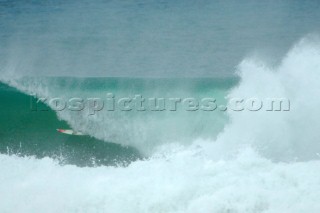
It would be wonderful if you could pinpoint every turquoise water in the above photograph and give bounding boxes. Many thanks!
[0,77,237,166]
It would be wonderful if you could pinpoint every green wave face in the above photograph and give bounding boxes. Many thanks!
[0,77,237,166]
[0,81,141,167]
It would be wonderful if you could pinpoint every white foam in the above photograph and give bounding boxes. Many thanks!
[1,147,320,213]
[205,36,320,161]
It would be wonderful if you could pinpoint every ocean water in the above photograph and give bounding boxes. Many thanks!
[1,0,320,212]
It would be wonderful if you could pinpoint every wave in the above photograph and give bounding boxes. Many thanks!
[2,37,320,161]
[1,37,320,212]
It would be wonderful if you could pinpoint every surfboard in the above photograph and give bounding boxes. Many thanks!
[56,129,84,136]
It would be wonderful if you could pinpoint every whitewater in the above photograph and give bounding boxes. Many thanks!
[1,37,320,212]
